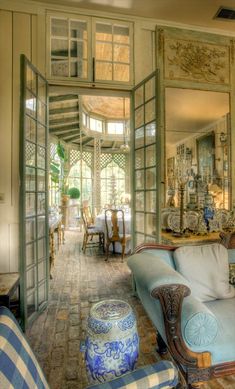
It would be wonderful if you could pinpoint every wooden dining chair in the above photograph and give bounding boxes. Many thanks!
[81,206,95,228]
[104,209,131,262]
[81,208,105,253]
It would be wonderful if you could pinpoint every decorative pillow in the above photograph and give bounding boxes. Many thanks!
[173,243,235,302]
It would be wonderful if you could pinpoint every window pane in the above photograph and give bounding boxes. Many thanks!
[51,59,69,77]
[96,23,112,41]
[26,218,36,243]
[145,168,156,189]
[135,170,144,190]
[26,193,35,217]
[136,212,144,233]
[135,106,144,128]
[38,124,46,146]
[90,118,103,132]
[26,142,36,166]
[145,122,156,145]
[70,20,87,39]
[113,63,129,82]
[135,148,144,169]
[51,39,68,57]
[95,62,112,80]
[25,167,36,191]
[25,117,36,142]
[145,99,155,123]
[135,85,144,108]
[37,146,46,169]
[51,18,68,37]
[26,242,35,267]
[107,122,124,135]
[146,213,156,235]
[135,191,144,211]
[38,193,46,215]
[146,191,156,212]
[38,169,46,192]
[70,59,87,78]
[113,25,129,44]
[145,77,155,101]
[96,42,112,61]
[26,91,36,118]
[114,45,129,63]
[38,238,46,260]
[38,100,46,125]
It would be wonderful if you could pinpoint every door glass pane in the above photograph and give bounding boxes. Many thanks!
[146,191,156,212]
[26,66,36,94]
[26,142,36,166]
[135,127,144,149]
[136,213,144,233]
[135,192,144,211]
[38,169,46,191]
[26,91,36,118]
[146,145,156,167]
[145,78,155,101]
[38,216,46,238]
[27,268,35,291]
[26,243,35,267]
[26,193,36,217]
[146,214,156,235]
[145,99,155,123]
[146,168,156,189]
[38,124,46,146]
[38,76,46,104]
[38,238,46,260]
[38,261,46,283]
[135,170,144,190]
[38,193,46,215]
[27,292,36,317]
[25,167,36,191]
[37,146,46,169]
[26,117,36,142]
[26,218,36,243]
[145,122,156,145]
[135,106,144,128]
[135,149,144,169]
[38,283,47,306]
[135,85,144,108]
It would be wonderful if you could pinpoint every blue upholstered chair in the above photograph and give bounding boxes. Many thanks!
[0,306,178,389]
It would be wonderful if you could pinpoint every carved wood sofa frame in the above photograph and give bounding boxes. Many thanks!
[134,243,235,388]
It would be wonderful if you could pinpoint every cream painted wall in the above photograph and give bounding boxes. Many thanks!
[0,7,44,271]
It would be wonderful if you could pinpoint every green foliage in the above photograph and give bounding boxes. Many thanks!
[68,187,80,199]
[50,161,60,184]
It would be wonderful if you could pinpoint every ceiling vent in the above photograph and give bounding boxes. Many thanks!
[215,7,235,20]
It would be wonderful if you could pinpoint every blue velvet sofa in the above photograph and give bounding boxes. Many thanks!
[0,306,178,389]
[127,242,235,388]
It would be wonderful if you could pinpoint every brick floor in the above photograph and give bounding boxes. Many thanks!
[26,230,235,389]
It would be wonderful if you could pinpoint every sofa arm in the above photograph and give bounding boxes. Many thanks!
[86,360,178,389]
[181,295,218,347]
[128,252,190,294]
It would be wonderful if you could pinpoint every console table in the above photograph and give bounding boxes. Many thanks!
[0,273,20,318]
[161,231,221,246]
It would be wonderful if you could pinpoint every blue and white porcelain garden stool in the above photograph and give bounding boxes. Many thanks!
[85,299,139,384]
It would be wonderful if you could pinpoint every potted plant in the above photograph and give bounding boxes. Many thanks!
[67,187,80,204]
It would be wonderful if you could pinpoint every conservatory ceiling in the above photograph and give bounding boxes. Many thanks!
[49,94,130,150]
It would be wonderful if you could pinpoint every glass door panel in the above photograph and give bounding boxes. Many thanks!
[132,71,160,246]
[20,55,49,329]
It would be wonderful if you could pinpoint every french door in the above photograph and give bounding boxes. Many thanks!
[19,55,49,329]
[132,71,161,247]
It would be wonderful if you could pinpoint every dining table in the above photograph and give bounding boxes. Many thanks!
[95,211,132,254]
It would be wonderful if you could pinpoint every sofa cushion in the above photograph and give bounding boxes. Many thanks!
[0,306,49,389]
[174,243,235,302]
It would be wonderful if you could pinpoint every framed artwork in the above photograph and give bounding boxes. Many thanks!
[197,131,215,181]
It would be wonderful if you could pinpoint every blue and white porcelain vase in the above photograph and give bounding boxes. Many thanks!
[84,299,139,384]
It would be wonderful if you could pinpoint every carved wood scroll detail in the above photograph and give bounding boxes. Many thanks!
[151,284,212,371]
[164,38,230,84]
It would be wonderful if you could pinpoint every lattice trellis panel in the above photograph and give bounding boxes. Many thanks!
[100,153,126,170]
[113,154,126,170]
[82,151,93,169]
[70,149,81,166]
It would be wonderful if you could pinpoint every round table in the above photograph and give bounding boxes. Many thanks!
[85,299,139,384]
